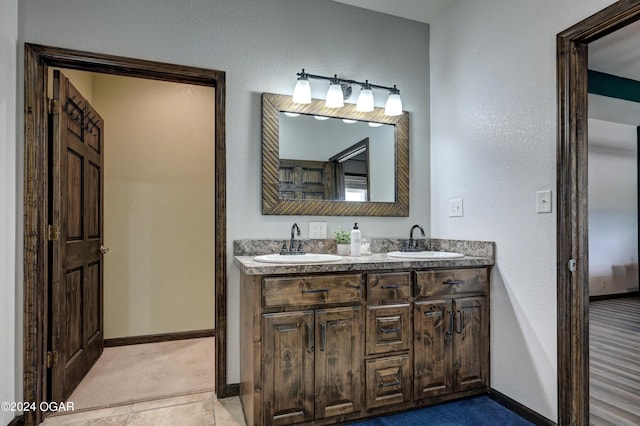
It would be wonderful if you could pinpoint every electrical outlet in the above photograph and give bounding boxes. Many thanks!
[309,221,327,239]
[449,198,463,217]
[536,190,552,213]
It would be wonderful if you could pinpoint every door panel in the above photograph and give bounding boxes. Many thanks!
[414,299,452,399]
[315,307,363,419]
[262,311,315,426]
[452,296,488,392]
[50,70,105,402]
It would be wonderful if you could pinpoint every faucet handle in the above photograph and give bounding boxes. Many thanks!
[280,240,288,254]
[297,241,305,252]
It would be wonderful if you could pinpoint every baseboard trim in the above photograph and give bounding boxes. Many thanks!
[489,388,555,426]
[222,383,240,398]
[7,415,25,426]
[104,329,215,347]
[589,291,639,302]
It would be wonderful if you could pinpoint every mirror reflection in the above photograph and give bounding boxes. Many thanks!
[278,113,395,202]
[261,93,409,217]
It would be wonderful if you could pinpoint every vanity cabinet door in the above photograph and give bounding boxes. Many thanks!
[262,311,315,426]
[315,306,363,419]
[452,296,488,392]
[413,300,453,399]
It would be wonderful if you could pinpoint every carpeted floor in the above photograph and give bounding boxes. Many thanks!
[67,337,215,410]
[348,396,534,426]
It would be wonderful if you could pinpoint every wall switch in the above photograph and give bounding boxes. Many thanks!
[309,221,327,239]
[449,198,463,217]
[536,190,552,213]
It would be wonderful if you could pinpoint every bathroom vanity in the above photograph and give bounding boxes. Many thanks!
[235,239,494,426]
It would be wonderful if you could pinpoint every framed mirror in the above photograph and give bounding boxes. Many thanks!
[262,93,409,216]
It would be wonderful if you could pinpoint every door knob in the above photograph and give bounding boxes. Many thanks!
[100,246,109,254]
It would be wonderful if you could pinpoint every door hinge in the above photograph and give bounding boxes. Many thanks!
[47,225,60,241]
[48,98,57,114]
[46,351,59,368]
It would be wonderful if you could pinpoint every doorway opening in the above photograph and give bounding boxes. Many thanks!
[557,2,640,424]
[24,44,228,426]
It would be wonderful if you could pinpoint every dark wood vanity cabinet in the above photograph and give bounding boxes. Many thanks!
[240,266,490,426]
[414,269,489,400]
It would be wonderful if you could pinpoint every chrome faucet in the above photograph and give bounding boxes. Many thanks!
[402,224,426,252]
[280,223,305,255]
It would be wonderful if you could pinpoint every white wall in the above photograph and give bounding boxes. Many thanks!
[430,0,618,422]
[1,0,17,423]
[588,118,638,295]
[18,0,430,387]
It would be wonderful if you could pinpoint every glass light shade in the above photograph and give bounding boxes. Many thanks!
[384,92,403,116]
[325,82,344,108]
[368,122,384,128]
[342,119,357,124]
[292,78,311,104]
[314,115,330,121]
[356,88,374,112]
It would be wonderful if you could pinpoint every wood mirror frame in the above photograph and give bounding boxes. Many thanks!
[261,93,409,216]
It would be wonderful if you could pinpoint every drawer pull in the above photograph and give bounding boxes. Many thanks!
[381,285,400,289]
[379,327,401,334]
[301,288,329,293]
[320,322,326,351]
[444,279,466,285]
[379,379,400,388]
[457,310,463,334]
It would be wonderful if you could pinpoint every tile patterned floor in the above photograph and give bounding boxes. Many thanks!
[42,391,245,425]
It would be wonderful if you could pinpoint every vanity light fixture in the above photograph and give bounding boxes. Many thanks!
[292,69,402,116]
[292,71,311,104]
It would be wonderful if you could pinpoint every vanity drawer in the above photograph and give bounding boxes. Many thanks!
[365,354,412,410]
[367,272,412,301]
[263,274,362,308]
[366,304,411,355]
[415,268,488,297]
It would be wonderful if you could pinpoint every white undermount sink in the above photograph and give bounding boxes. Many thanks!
[253,253,343,264]
[387,251,464,260]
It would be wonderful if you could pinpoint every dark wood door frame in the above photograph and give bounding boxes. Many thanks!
[24,43,229,426]
[557,1,640,424]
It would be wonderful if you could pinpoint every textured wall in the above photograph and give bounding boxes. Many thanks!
[92,74,215,339]
[430,0,618,421]
[18,0,430,385]
[0,0,17,423]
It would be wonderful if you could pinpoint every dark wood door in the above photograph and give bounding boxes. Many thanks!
[414,299,453,399]
[315,306,363,419]
[49,70,105,401]
[452,296,488,392]
[262,311,315,426]
[278,159,332,200]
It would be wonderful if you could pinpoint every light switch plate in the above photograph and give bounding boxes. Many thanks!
[309,221,327,239]
[449,198,463,217]
[536,190,552,213]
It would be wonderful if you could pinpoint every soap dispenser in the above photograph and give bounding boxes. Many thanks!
[350,223,361,257]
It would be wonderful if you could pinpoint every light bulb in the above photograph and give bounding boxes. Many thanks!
[356,84,374,112]
[292,75,311,104]
[325,78,344,108]
[384,87,402,116]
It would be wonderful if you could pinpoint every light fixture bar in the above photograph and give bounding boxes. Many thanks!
[296,69,398,93]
